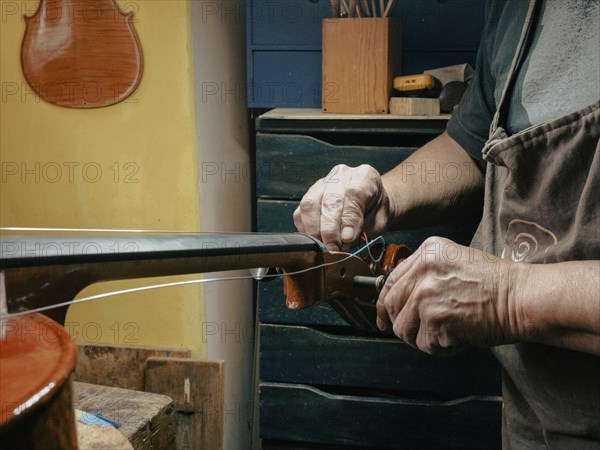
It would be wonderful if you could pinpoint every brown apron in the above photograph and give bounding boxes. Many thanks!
[470,0,600,447]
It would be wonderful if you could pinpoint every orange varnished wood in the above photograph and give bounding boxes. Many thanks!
[21,0,143,108]
[0,313,78,449]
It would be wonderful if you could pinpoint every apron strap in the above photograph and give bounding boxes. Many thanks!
[489,0,539,135]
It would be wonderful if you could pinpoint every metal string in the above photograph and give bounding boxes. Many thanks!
[0,236,385,319]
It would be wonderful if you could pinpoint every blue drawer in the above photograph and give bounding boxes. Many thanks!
[260,324,501,395]
[256,133,415,200]
[251,51,323,108]
[248,0,331,47]
[260,382,501,449]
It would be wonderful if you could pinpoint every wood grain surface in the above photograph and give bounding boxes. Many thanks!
[21,0,143,108]
[74,382,175,450]
[145,357,225,450]
[75,343,191,391]
[322,18,401,114]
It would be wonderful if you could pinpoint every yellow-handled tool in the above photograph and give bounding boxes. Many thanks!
[393,73,442,98]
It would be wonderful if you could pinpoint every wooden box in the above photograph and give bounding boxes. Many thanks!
[322,18,401,114]
[389,97,441,116]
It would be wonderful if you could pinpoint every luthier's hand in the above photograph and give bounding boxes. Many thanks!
[293,164,392,250]
[376,237,519,355]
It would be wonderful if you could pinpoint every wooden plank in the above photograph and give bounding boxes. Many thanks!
[74,382,175,450]
[256,111,448,134]
[260,382,501,449]
[389,97,441,116]
[76,408,134,450]
[260,108,450,121]
[75,343,191,391]
[145,357,224,450]
[260,324,501,396]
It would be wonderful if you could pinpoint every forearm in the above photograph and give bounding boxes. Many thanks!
[512,260,600,355]
[382,131,485,229]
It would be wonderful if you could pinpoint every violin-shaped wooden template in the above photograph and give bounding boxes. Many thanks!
[21,0,143,108]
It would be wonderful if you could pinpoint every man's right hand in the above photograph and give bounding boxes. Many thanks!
[293,164,391,250]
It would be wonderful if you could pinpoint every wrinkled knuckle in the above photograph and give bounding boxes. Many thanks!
[292,206,302,221]
[341,206,363,227]
[358,164,379,177]
[299,198,318,215]
[423,236,444,248]
[322,193,344,211]
[345,184,365,201]
[418,257,437,274]
[330,164,349,178]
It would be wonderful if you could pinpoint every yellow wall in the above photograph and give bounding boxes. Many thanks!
[0,0,205,357]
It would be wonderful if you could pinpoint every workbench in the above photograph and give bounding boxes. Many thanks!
[255,109,502,449]
[74,382,175,449]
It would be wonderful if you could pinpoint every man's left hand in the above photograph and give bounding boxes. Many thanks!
[376,236,520,355]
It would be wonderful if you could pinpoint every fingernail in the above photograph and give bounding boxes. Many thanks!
[376,317,387,332]
[341,226,354,241]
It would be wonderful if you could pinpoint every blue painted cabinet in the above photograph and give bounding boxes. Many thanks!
[247,0,487,108]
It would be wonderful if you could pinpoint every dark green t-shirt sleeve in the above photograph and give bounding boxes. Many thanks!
[446,2,498,161]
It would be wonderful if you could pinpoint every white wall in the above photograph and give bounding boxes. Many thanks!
[190,1,254,448]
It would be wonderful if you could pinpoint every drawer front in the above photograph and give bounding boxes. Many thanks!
[260,382,501,449]
[251,51,323,108]
[257,199,480,326]
[247,0,484,51]
[248,0,330,47]
[260,324,501,396]
[256,133,416,199]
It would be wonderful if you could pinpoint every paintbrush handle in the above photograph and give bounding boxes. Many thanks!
[331,0,341,17]
[383,0,394,17]
[361,0,370,16]
[348,0,358,17]
[341,0,350,16]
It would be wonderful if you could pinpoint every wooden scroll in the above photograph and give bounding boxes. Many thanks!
[21,0,143,108]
